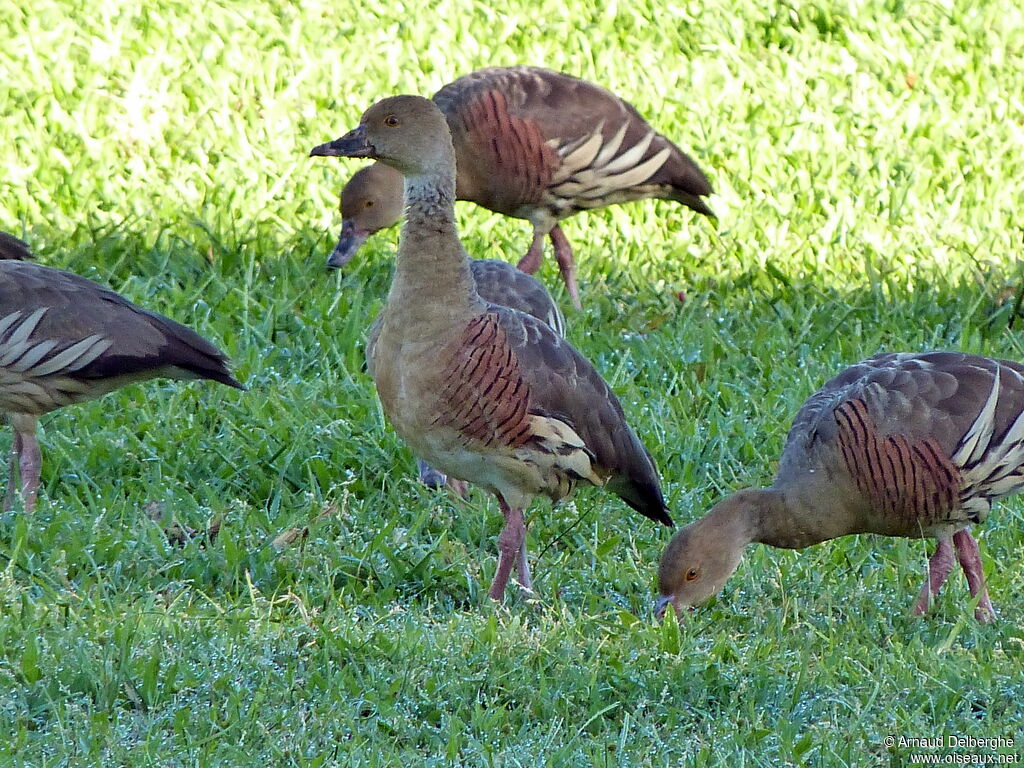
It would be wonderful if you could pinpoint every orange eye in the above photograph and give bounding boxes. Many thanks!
[685,568,699,582]
[383,115,399,127]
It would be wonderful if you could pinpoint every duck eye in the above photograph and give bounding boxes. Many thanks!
[383,115,399,127]
[685,568,699,581]
[364,200,374,208]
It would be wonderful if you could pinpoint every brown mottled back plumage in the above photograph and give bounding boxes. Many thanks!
[1,260,242,397]
[311,66,714,307]
[1,251,243,513]
[436,66,713,220]
[318,94,670,602]
[779,352,1024,533]
[658,352,1022,622]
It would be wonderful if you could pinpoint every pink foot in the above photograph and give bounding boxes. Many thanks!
[911,538,955,616]
[952,529,996,623]
[488,497,526,601]
[516,230,545,275]
[550,225,581,310]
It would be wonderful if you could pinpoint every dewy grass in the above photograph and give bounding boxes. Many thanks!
[2,0,1023,765]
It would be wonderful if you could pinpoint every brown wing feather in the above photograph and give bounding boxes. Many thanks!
[783,351,1024,531]
[486,306,670,525]
[830,397,961,527]
[0,260,243,390]
[451,87,560,212]
[435,66,712,216]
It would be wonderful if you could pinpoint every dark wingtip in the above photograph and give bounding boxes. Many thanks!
[191,364,246,391]
[691,199,716,219]
[650,504,674,527]
[612,476,673,526]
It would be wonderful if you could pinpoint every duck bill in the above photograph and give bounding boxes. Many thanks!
[327,220,369,268]
[654,594,673,620]
[309,124,374,158]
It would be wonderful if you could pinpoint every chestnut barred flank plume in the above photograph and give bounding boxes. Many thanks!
[1,249,243,514]
[829,398,962,527]
[454,88,559,208]
[313,66,714,307]
[435,66,713,221]
[659,352,1023,623]
[365,258,564,493]
[435,314,533,450]
[784,352,1024,527]
[330,95,669,602]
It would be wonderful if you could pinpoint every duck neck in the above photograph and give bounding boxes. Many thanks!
[703,488,767,550]
[385,170,482,328]
[754,485,838,549]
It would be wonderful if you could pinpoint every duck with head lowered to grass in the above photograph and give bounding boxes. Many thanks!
[657,352,1024,623]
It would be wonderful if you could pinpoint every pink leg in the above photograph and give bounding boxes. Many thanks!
[18,430,42,514]
[952,529,996,623]
[488,496,527,601]
[516,538,533,593]
[516,230,546,275]
[911,538,955,616]
[549,225,581,310]
[3,431,22,513]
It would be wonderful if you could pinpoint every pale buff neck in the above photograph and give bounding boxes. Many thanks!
[696,487,823,552]
[383,170,485,333]
[756,478,866,549]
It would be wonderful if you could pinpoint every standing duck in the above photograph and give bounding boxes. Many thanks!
[657,351,1024,623]
[366,258,565,493]
[313,95,672,601]
[1,236,244,512]
[311,66,714,308]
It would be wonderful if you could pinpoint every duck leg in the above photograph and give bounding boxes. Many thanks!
[488,496,527,601]
[516,230,546,275]
[13,428,42,514]
[549,225,581,310]
[515,537,533,593]
[952,529,996,623]
[911,538,955,616]
[3,431,21,512]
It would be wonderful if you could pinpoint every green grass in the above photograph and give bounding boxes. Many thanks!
[2,0,1024,764]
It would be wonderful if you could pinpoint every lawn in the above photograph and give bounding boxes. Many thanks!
[2,0,1023,765]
